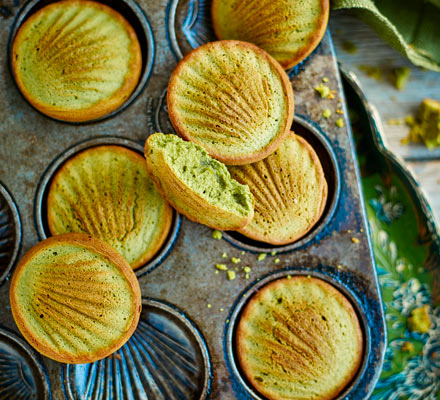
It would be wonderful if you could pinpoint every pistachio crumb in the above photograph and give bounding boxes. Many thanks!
[322,108,332,119]
[257,253,267,261]
[270,251,277,256]
[401,342,414,352]
[226,319,230,323]
[360,228,364,232]
[322,77,329,83]
[243,266,251,273]
[222,252,228,258]
[227,270,236,281]
[336,118,345,128]
[215,270,219,275]
[287,275,292,279]
[314,84,331,98]
[212,230,222,240]
[216,264,228,271]
[336,109,344,114]
[392,67,410,90]
[352,237,360,244]
[274,258,280,264]
[207,304,212,308]
[245,273,250,279]
[231,257,241,264]
[241,251,245,255]
[219,308,224,312]
[328,91,336,99]
[307,275,311,278]
[337,265,343,270]
[347,229,352,233]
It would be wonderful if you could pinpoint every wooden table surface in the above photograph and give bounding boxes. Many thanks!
[330,12,440,220]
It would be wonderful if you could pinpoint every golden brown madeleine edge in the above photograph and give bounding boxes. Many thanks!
[12,0,142,122]
[211,0,330,70]
[144,136,253,230]
[166,40,294,165]
[9,233,142,364]
[46,145,173,270]
[236,276,363,400]
[237,132,328,245]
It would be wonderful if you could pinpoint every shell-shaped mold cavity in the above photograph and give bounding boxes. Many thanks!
[167,40,294,165]
[63,298,211,400]
[34,137,181,278]
[223,115,340,253]
[9,0,155,124]
[0,182,21,284]
[0,326,51,399]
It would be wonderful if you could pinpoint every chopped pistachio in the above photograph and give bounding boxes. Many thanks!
[322,77,329,83]
[270,251,277,256]
[347,229,351,233]
[351,237,359,244]
[231,257,241,264]
[257,253,267,261]
[207,304,212,308]
[342,40,357,54]
[287,275,292,279]
[404,115,416,127]
[245,273,250,279]
[243,266,251,273]
[226,319,229,323]
[212,230,222,240]
[219,308,224,312]
[327,91,336,100]
[408,305,431,333]
[227,270,236,281]
[387,118,402,126]
[336,109,344,115]
[222,252,228,258]
[337,265,343,270]
[241,251,245,255]
[274,258,280,264]
[215,270,219,275]
[359,65,382,81]
[360,228,364,232]
[336,118,345,128]
[314,84,331,98]
[322,108,332,119]
[392,67,410,90]
[216,264,228,270]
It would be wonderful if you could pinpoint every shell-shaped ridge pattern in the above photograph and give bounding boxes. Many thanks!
[168,41,294,164]
[12,0,142,121]
[229,133,327,245]
[212,0,328,69]
[64,300,211,399]
[47,145,172,269]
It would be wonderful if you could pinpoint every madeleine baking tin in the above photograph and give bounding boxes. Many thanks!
[0,0,386,398]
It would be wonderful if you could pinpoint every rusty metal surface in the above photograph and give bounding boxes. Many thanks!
[0,0,386,398]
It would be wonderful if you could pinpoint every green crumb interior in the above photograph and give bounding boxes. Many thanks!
[148,133,253,216]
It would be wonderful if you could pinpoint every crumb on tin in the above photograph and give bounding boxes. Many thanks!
[257,253,267,261]
[231,257,241,264]
[227,270,236,281]
[274,258,280,264]
[216,264,228,270]
[212,230,222,240]
[336,118,345,128]
[322,108,332,119]
[351,237,360,244]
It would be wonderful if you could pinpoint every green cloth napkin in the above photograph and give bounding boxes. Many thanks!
[331,0,440,72]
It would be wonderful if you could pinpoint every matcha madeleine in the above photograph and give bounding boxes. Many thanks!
[167,40,294,165]
[229,132,327,245]
[237,276,363,400]
[10,234,141,364]
[47,145,172,270]
[144,133,254,230]
[12,0,142,122]
[212,0,329,69]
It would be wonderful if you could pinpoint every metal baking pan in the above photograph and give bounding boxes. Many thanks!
[0,0,386,398]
